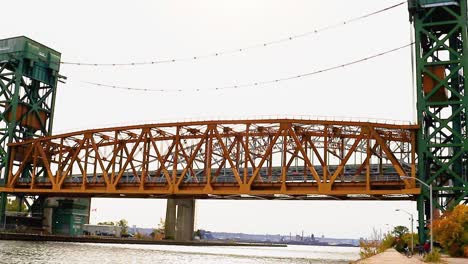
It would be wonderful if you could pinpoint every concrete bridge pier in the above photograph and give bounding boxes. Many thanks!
[164,199,176,239]
[164,198,195,241]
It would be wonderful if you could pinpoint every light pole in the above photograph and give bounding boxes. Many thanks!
[395,208,414,252]
[401,175,433,252]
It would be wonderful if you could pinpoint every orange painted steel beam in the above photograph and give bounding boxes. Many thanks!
[1,119,420,199]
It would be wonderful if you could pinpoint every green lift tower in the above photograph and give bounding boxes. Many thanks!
[408,0,468,243]
[0,36,61,223]
[0,36,90,235]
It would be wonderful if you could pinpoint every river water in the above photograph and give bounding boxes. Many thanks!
[0,240,360,264]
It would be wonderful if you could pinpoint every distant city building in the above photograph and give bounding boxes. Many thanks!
[83,224,121,237]
[197,230,359,246]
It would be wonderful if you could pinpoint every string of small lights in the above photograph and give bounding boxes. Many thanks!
[61,1,405,67]
[79,43,413,93]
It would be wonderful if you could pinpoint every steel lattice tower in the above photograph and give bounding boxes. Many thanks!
[0,37,61,222]
[408,0,468,243]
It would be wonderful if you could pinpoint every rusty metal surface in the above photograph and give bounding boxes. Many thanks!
[0,119,420,199]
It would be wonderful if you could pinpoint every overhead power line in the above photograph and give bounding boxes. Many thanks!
[80,43,413,93]
[62,1,406,67]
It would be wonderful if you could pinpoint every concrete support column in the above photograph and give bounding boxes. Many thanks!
[164,198,177,240]
[175,199,195,241]
[165,198,195,241]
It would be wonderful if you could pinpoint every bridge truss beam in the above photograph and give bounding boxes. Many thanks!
[0,119,419,199]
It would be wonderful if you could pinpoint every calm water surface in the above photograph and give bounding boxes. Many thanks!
[0,240,359,264]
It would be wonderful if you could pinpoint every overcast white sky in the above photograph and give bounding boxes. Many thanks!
[2,0,419,238]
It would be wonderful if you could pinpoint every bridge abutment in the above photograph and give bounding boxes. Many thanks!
[165,198,195,241]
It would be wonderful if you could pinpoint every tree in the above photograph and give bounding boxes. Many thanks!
[391,225,409,239]
[6,198,27,212]
[379,232,395,252]
[391,225,410,252]
[117,219,128,235]
[432,204,468,257]
[148,218,166,240]
[150,227,165,240]
[359,228,384,259]
[156,218,165,233]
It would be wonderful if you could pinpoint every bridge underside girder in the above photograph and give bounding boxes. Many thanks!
[0,119,420,200]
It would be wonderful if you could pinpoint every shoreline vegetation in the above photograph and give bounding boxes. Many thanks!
[357,205,468,263]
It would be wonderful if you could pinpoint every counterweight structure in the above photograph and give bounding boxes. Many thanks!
[408,0,468,243]
[0,37,61,223]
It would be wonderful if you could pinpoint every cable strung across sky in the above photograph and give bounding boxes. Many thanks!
[62,1,406,67]
[80,43,413,93]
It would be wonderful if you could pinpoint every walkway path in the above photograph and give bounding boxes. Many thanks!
[355,249,424,264]
[355,248,467,264]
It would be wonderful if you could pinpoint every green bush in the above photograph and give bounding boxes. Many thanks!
[359,239,379,259]
[378,233,395,253]
[424,248,441,263]
[359,228,389,259]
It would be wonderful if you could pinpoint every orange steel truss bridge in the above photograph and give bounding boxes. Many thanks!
[0,1,466,242]
[2,119,420,199]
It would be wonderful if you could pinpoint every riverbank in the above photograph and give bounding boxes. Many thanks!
[0,232,285,247]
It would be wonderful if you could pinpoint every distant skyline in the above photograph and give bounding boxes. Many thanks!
[2,0,418,239]
[90,198,417,239]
